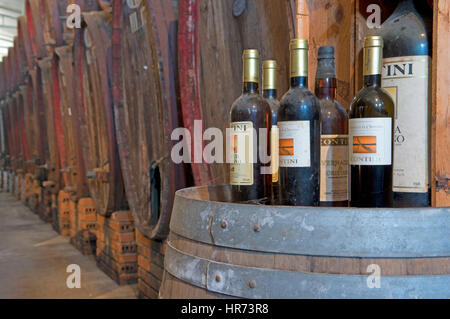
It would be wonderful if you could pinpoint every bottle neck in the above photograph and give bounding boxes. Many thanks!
[243,82,259,94]
[315,77,337,99]
[290,45,308,88]
[290,76,308,88]
[363,44,382,84]
[364,74,381,87]
[263,89,277,99]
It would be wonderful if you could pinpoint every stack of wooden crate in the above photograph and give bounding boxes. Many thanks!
[136,229,166,299]
[54,190,71,237]
[70,198,97,255]
[96,211,137,285]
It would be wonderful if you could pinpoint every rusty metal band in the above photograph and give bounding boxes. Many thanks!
[170,186,450,258]
[165,241,450,299]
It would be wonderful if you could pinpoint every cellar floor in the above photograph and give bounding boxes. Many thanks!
[0,192,137,299]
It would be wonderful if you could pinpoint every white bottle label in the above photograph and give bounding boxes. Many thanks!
[349,118,392,166]
[382,55,429,193]
[230,121,254,185]
[320,135,348,202]
[278,121,310,168]
[271,125,279,182]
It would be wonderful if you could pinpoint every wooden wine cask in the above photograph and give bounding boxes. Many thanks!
[17,16,37,169]
[73,10,124,216]
[8,45,23,170]
[8,96,22,171]
[18,15,50,175]
[0,101,7,160]
[17,85,31,168]
[54,46,88,199]
[0,62,10,165]
[3,55,15,167]
[37,58,61,190]
[160,185,450,299]
[112,0,186,239]
[29,67,50,175]
[58,0,102,201]
[0,100,11,169]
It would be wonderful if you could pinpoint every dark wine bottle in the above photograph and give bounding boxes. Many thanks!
[349,36,395,208]
[278,39,320,206]
[262,60,280,204]
[380,0,432,207]
[230,49,272,204]
[315,46,349,207]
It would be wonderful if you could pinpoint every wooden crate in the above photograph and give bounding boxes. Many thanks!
[136,229,166,299]
[96,211,138,285]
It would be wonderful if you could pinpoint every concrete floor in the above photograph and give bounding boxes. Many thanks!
[0,192,137,299]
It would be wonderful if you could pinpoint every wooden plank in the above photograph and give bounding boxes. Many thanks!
[307,0,356,107]
[431,0,449,207]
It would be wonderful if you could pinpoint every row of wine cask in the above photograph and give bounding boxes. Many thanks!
[230,0,431,208]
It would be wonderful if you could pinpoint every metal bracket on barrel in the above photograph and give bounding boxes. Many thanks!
[164,241,450,299]
[169,187,450,258]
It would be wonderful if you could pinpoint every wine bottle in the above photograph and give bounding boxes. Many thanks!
[230,49,272,204]
[263,60,280,203]
[349,36,395,208]
[380,0,432,207]
[315,46,349,207]
[278,39,320,206]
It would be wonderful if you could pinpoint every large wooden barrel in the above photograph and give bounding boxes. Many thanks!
[18,16,49,175]
[17,85,31,167]
[112,0,186,239]
[178,0,294,186]
[160,185,450,298]
[37,58,61,189]
[0,100,7,160]
[54,45,89,199]
[29,67,50,174]
[73,9,125,216]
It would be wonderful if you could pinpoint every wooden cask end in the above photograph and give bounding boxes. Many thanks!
[160,185,450,299]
